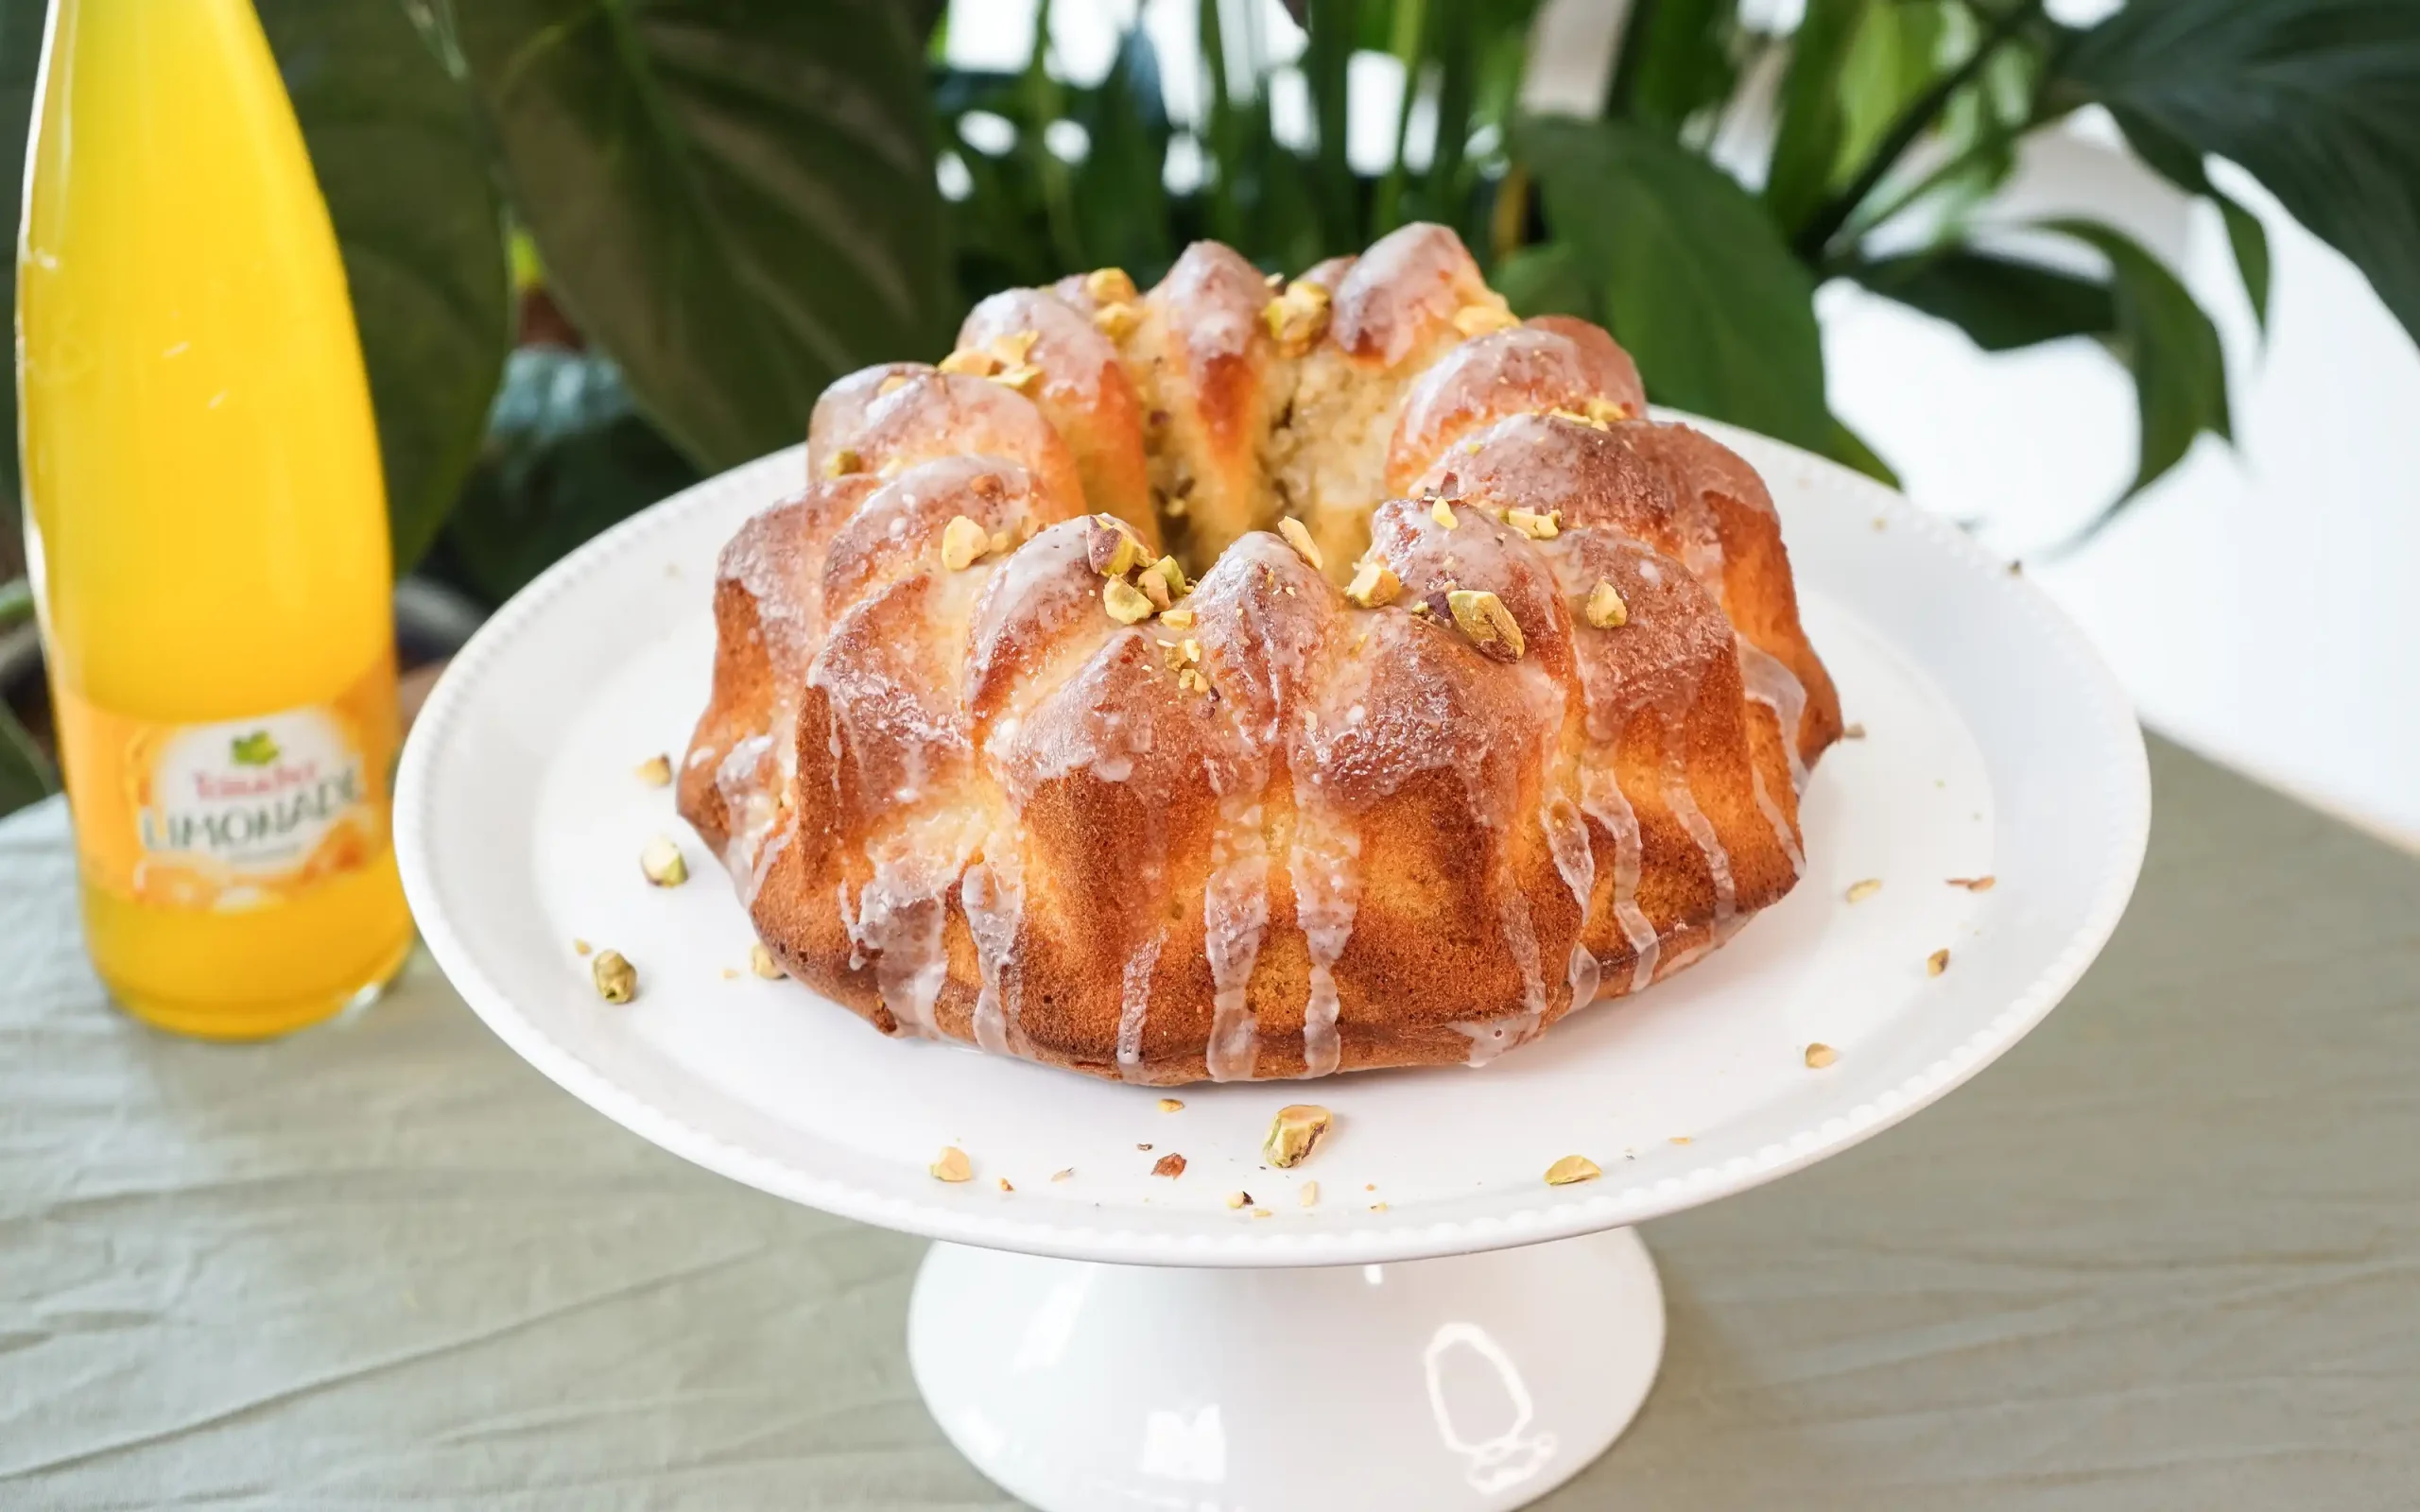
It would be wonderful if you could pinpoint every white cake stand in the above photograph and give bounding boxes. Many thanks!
[396,420,2149,1512]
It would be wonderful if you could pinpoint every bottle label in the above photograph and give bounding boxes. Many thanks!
[54,662,396,911]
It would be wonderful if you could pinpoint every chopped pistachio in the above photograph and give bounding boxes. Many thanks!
[991,363,1045,395]
[1225,1190,1251,1210]
[1583,395,1634,426]
[573,938,593,956]
[1084,266,1138,304]
[1544,1154,1602,1186]
[1146,555,1188,603]
[1447,589,1526,661]
[750,943,786,980]
[941,514,991,572]
[633,753,673,786]
[1927,948,1951,977]
[1504,508,1560,541]
[990,529,1012,556]
[1158,1097,1184,1112]
[1103,578,1155,624]
[1160,608,1197,629]
[1299,1180,1321,1208]
[930,1146,974,1182]
[1346,559,1401,609]
[1947,875,1996,892]
[1845,878,1882,904]
[876,372,911,396]
[1583,579,1630,629]
[592,950,637,1004]
[1263,1104,1333,1168]
[639,835,688,887]
[1805,1042,1838,1069]
[1429,498,1458,529]
[1138,566,1173,611]
[937,347,1000,378]
[1276,516,1323,571]
[1092,301,1142,339]
[1261,280,1332,355]
[996,1177,1014,1193]
[1451,301,1520,337]
[1051,1167,1075,1181]
[990,329,1040,366]
[821,447,864,480]
[1087,520,1149,577]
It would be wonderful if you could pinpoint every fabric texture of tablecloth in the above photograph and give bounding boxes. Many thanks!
[4,735,2418,1509]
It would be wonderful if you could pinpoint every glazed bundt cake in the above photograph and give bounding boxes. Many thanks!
[679,222,1840,1084]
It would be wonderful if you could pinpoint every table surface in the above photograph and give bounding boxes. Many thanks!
[4,735,2417,1509]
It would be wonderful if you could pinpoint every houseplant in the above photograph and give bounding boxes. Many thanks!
[1,0,2414,814]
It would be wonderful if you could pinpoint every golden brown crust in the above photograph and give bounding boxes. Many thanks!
[682,226,1840,1083]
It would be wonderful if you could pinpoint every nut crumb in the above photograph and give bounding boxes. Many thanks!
[1157,1097,1184,1112]
[1845,878,1882,903]
[1447,589,1526,661]
[1252,1208,1272,1218]
[1583,579,1629,629]
[1161,608,1197,628]
[1092,301,1141,339]
[1451,301,1520,337]
[633,754,673,786]
[1136,1143,1151,1151]
[1261,280,1332,354]
[1103,578,1155,624]
[719,967,739,981]
[1276,516,1323,571]
[1084,266,1138,304]
[639,834,688,887]
[1544,1154,1601,1186]
[1299,1180,1320,1207]
[1429,498,1458,529]
[1584,396,1633,426]
[941,514,991,571]
[1152,1153,1187,1178]
[822,446,864,479]
[990,363,1044,395]
[1505,507,1560,540]
[573,937,592,955]
[1345,558,1401,609]
[1947,875,1996,892]
[750,944,786,979]
[1842,722,1867,739]
[1264,1105,1333,1168]
[1669,1135,1692,1145]
[1927,948,1951,976]
[1805,1042,1838,1069]
[1369,1201,1390,1212]
[930,1146,973,1182]
[996,1177,1014,1193]
[937,347,999,378]
[1225,1190,1251,1210]
[1051,1167,1075,1182]
[876,372,911,396]
[592,950,636,1004]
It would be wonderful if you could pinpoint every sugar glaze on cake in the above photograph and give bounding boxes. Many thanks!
[679,223,1841,1084]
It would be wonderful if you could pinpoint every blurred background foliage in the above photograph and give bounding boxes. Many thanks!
[2,0,2418,814]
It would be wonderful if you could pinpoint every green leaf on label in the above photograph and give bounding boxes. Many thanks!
[1519,115,1831,452]
[231,731,283,768]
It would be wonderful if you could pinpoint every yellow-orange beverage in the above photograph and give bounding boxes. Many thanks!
[20,0,413,1037]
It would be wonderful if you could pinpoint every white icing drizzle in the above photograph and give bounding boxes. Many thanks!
[1461,889,1548,1065]
[1737,638,1810,794]
[1539,789,1601,1017]
[1202,800,1270,1081]
[1665,751,1736,932]
[714,734,781,897]
[844,846,955,1039]
[1115,931,1166,1079]
[1579,763,1662,994]
[961,842,1027,1057]
[1288,816,1360,1078]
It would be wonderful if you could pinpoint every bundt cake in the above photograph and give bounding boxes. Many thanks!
[678,222,1841,1084]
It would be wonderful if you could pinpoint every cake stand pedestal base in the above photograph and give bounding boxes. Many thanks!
[908,1228,1666,1512]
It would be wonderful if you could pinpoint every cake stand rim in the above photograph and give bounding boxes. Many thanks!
[396,414,2152,1269]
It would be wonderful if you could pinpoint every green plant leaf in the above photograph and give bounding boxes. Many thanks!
[0,0,43,577]
[1824,413,1900,488]
[1520,115,1831,451]
[1767,0,1871,237]
[1836,0,1948,179]
[1071,26,1173,277]
[2045,219,2230,511]
[429,347,701,608]
[1613,0,1741,136]
[0,576,28,631]
[259,0,512,576]
[453,0,953,473]
[1494,242,1597,320]
[2104,107,2273,334]
[0,703,55,819]
[1847,247,2116,351]
[2057,0,2420,345]
[1305,0,1360,249]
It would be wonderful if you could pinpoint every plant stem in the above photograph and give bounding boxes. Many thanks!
[1200,0,1243,245]
[1372,0,1428,233]
[1602,0,1658,121]
[1791,0,2044,262]
[1833,117,2027,255]
[1021,0,1083,273]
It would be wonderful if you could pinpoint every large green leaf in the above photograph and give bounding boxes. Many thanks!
[1071,26,1172,278]
[2046,220,2231,512]
[0,0,509,580]
[1848,247,2116,352]
[261,0,511,574]
[1494,242,1598,321]
[454,0,954,473]
[2105,107,2273,333]
[1766,0,1871,237]
[1612,0,1740,136]
[1520,115,1831,452]
[0,703,54,818]
[2058,0,2420,344]
[431,348,700,607]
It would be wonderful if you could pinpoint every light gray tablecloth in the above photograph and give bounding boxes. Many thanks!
[5,735,2418,1509]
